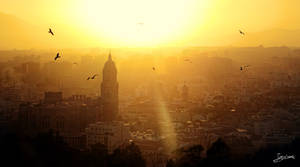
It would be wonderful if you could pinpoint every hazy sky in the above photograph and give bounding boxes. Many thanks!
[0,0,300,48]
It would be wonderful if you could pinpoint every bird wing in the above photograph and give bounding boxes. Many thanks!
[49,29,53,35]
[54,53,59,60]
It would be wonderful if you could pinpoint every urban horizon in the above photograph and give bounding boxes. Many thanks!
[0,1,300,167]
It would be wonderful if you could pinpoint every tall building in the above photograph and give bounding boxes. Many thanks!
[18,92,102,136]
[182,83,189,102]
[101,52,119,121]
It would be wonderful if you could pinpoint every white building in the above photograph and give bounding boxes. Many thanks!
[85,121,130,152]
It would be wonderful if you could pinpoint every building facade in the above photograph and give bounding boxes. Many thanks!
[85,121,130,152]
[101,52,119,121]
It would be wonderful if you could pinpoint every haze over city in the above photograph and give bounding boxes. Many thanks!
[0,0,300,167]
[1,0,300,49]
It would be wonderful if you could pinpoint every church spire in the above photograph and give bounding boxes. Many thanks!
[108,50,112,61]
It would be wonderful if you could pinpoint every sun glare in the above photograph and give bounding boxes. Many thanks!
[73,0,207,47]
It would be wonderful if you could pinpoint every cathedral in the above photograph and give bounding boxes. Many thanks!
[101,52,119,121]
[17,52,121,148]
[85,53,128,151]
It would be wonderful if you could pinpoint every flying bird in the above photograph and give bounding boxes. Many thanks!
[54,53,61,61]
[48,28,54,36]
[152,67,156,71]
[87,74,98,80]
[91,74,98,79]
[239,30,245,36]
[73,62,78,65]
[240,65,250,71]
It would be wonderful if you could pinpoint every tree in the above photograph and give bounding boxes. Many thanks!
[166,159,175,167]
[175,145,204,167]
[206,138,231,166]
[108,142,146,167]
[87,143,109,167]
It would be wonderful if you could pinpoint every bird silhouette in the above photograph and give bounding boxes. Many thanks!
[54,53,61,61]
[87,74,98,80]
[239,30,245,36]
[73,62,78,65]
[91,74,98,79]
[48,28,54,36]
[240,65,250,71]
[152,67,156,71]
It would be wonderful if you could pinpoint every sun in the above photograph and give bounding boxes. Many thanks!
[72,0,208,47]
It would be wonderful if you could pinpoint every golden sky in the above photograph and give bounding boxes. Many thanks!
[0,0,300,48]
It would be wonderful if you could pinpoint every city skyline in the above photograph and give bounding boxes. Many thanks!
[0,1,300,167]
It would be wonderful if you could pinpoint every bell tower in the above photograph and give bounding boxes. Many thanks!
[101,52,119,121]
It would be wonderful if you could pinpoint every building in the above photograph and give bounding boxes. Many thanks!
[262,129,294,146]
[134,139,168,167]
[85,52,129,152]
[85,121,130,152]
[101,52,119,121]
[62,133,87,150]
[44,91,63,104]
[18,92,102,136]
[18,52,123,150]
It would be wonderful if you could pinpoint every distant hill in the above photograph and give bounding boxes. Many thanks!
[0,12,92,50]
[0,12,49,49]
[233,29,300,47]
[1,11,300,49]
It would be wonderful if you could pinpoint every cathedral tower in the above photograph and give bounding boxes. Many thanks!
[101,52,118,121]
